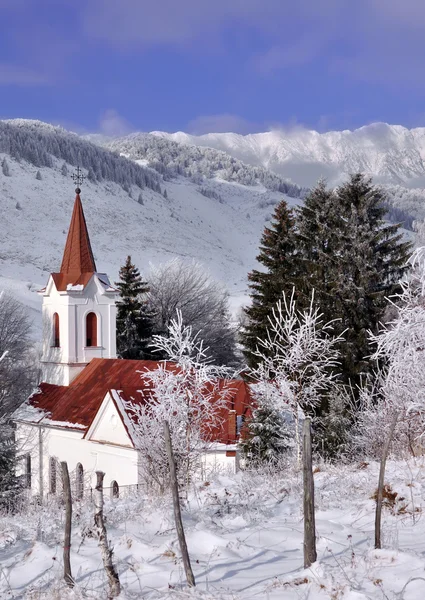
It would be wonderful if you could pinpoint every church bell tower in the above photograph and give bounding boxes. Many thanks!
[40,180,118,386]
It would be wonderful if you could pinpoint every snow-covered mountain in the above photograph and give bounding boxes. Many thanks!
[151,123,425,189]
[0,120,298,330]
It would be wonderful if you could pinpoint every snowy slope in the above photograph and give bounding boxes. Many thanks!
[152,123,425,188]
[0,120,297,331]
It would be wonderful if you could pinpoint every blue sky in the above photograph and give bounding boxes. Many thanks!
[1,0,425,134]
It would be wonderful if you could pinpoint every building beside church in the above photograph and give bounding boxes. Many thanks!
[14,187,252,499]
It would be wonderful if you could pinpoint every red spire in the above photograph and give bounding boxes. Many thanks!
[60,191,97,275]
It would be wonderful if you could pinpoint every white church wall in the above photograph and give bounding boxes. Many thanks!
[86,393,133,448]
[201,447,237,477]
[16,422,138,497]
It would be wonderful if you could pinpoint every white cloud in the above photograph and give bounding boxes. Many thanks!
[98,109,132,137]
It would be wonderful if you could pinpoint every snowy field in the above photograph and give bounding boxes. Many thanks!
[2,459,425,599]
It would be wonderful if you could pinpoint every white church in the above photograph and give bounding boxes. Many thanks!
[14,187,252,499]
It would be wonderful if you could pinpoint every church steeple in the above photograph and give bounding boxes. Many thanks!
[40,178,118,386]
[60,189,97,276]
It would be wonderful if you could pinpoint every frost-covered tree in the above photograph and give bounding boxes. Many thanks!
[122,312,234,492]
[242,200,299,367]
[137,192,144,205]
[35,170,42,180]
[148,259,239,367]
[61,162,68,177]
[115,256,155,360]
[354,247,425,458]
[2,158,10,176]
[251,289,344,462]
[0,292,38,495]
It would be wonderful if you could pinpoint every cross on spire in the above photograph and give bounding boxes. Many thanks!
[71,166,85,192]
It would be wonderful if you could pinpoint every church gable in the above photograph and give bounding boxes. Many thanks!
[84,391,133,448]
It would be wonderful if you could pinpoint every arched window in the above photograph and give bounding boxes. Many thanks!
[25,454,31,489]
[86,312,97,347]
[76,463,84,499]
[53,313,60,347]
[49,457,57,494]
[111,481,119,499]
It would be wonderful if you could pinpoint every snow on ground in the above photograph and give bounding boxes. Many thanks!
[2,459,425,599]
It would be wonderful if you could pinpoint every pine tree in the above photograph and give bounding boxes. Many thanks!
[241,200,299,367]
[297,174,412,389]
[61,162,68,177]
[240,405,292,464]
[115,256,155,359]
[35,170,42,180]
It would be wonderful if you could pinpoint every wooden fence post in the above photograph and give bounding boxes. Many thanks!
[94,471,121,598]
[303,417,317,568]
[163,420,196,587]
[375,410,399,549]
[61,461,74,588]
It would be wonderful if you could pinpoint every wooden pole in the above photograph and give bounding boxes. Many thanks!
[61,462,74,588]
[94,471,121,599]
[163,420,196,587]
[375,410,398,550]
[303,417,317,568]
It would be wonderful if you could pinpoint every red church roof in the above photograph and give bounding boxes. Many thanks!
[23,359,253,445]
[51,191,97,291]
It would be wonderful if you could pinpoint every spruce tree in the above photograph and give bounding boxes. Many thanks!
[297,174,412,389]
[115,256,155,360]
[242,200,299,367]
[240,405,291,464]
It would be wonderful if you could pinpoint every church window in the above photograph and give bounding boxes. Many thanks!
[86,312,98,347]
[76,463,84,499]
[53,313,60,347]
[49,457,57,494]
[111,480,119,499]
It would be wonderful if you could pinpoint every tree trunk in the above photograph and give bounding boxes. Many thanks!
[303,417,317,568]
[61,462,73,588]
[375,410,399,550]
[163,420,196,587]
[94,471,121,598]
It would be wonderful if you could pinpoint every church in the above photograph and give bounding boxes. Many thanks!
[14,186,252,499]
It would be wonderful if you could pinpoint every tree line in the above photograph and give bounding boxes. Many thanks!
[0,121,162,194]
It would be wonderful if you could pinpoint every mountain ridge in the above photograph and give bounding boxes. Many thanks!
[149,122,425,188]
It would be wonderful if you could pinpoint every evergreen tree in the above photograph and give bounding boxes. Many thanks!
[240,405,292,464]
[115,256,155,359]
[242,200,299,367]
[297,174,412,389]
[137,192,144,205]
[35,170,42,180]
[61,162,68,176]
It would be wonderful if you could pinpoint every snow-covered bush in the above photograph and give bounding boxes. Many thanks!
[123,312,235,493]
